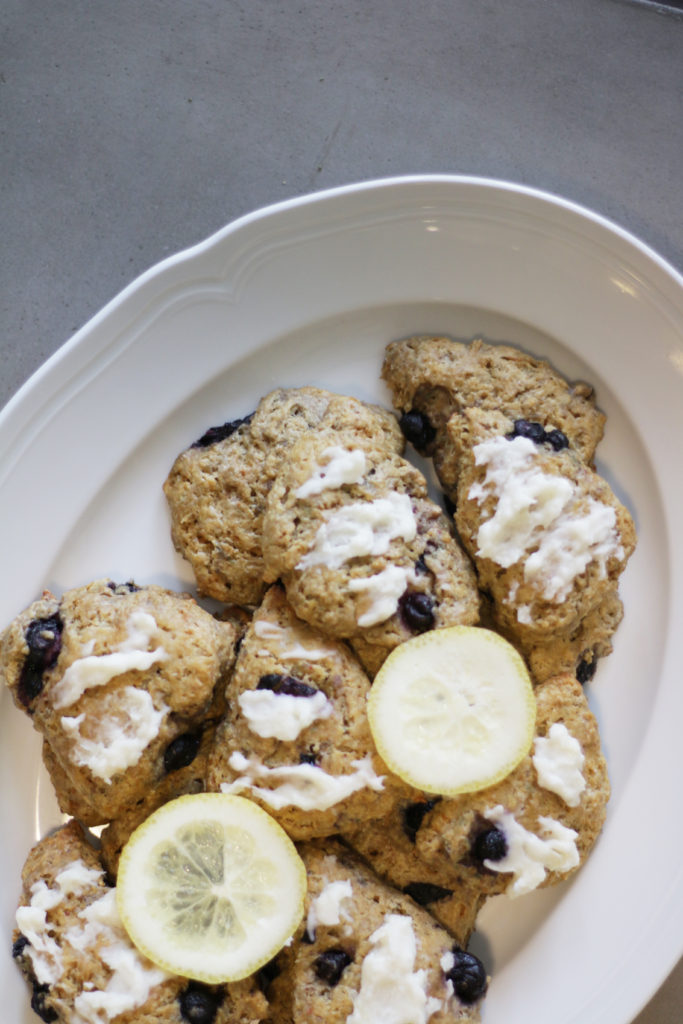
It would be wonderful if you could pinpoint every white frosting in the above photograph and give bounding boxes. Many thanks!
[347,914,442,1024]
[296,446,367,498]
[348,565,417,627]
[483,805,580,897]
[468,436,624,607]
[16,883,65,986]
[65,889,168,1024]
[53,860,104,895]
[53,612,167,709]
[297,492,417,571]
[238,688,333,741]
[221,752,384,811]
[306,879,353,939]
[15,859,103,987]
[61,686,168,782]
[533,723,586,807]
[252,618,337,661]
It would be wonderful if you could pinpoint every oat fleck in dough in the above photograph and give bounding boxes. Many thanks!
[285,841,487,1024]
[416,674,610,899]
[163,387,404,606]
[0,579,238,825]
[261,434,479,673]
[12,820,267,1024]
[382,335,606,495]
[206,585,415,839]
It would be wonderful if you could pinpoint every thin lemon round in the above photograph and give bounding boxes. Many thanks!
[367,626,536,796]
[116,793,306,983]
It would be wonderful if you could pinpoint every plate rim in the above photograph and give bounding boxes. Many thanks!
[2,174,682,1024]
[2,174,682,433]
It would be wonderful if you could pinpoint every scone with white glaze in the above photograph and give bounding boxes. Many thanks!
[12,819,268,1024]
[449,407,635,647]
[283,840,487,1024]
[261,435,479,671]
[206,585,414,839]
[381,335,605,498]
[415,674,610,899]
[0,579,238,825]
[163,388,404,606]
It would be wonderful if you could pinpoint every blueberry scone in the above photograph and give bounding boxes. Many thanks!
[447,407,635,649]
[1,579,238,825]
[282,840,488,1023]
[12,819,268,1024]
[261,435,479,673]
[415,674,610,899]
[382,335,606,497]
[163,388,404,606]
[342,795,487,948]
[206,585,412,839]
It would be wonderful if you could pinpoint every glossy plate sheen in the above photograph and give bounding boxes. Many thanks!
[1,176,682,1024]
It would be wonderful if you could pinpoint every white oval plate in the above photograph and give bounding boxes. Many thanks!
[2,176,682,1024]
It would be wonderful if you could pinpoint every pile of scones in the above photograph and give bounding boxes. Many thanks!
[3,336,636,1024]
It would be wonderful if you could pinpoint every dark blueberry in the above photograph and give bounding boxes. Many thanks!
[401,798,439,843]
[576,654,598,685]
[402,881,453,906]
[12,934,29,959]
[299,750,319,766]
[256,956,282,993]
[415,552,430,575]
[399,410,437,452]
[545,428,569,451]
[256,673,318,698]
[106,580,140,593]
[472,826,508,864]
[313,948,353,986]
[163,731,202,774]
[399,591,435,634]
[30,984,58,1023]
[508,419,546,444]
[191,414,254,449]
[18,614,63,707]
[178,983,224,1024]
[444,947,488,1005]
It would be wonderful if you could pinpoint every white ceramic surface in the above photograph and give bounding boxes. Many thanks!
[2,176,682,1023]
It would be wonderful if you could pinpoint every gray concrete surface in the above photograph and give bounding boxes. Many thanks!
[1,1,681,1020]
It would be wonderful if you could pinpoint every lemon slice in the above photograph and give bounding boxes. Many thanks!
[367,626,536,796]
[116,793,306,983]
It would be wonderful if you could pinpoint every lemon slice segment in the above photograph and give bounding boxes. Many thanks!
[367,626,536,796]
[116,793,306,983]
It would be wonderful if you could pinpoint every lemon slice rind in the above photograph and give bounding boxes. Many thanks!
[116,792,306,984]
[367,626,536,796]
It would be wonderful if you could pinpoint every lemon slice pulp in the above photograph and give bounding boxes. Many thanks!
[116,793,306,983]
[367,626,536,796]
